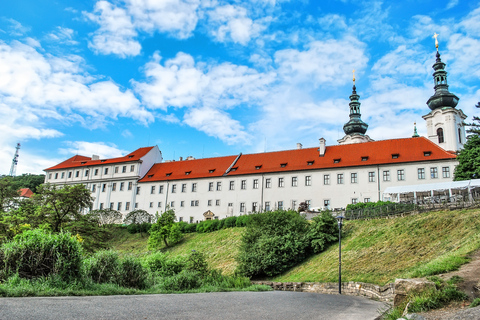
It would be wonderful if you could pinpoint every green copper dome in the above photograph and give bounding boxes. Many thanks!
[343,84,368,135]
[426,51,459,111]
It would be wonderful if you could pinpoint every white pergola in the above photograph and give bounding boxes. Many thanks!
[383,179,480,203]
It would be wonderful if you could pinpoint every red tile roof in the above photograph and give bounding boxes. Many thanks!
[45,147,155,171]
[139,155,239,182]
[19,188,34,198]
[139,137,456,183]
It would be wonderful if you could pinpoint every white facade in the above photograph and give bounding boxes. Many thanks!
[423,107,467,152]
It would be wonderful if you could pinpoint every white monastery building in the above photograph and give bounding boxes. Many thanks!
[44,47,467,222]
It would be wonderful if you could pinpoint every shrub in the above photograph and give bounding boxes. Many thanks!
[236,210,309,278]
[185,250,209,276]
[223,216,237,228]
[83,250,120,284]
[159,270,201,291]
[1,229,83,281]
[143,252,185,277]
[235,215,250,227]
[118,256,147,289]
[217,219,225,230]
[127,222,151,234]
[184,223,197,233]
[306,211,338,253]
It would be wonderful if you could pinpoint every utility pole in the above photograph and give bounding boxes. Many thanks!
[9,143,21,177]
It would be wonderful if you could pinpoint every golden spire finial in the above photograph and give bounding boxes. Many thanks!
[433,33,439,51]
[352,69,356,84]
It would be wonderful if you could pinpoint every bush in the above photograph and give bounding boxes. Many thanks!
[235,215,251,227]
[159,270,201,291]
[183,223,197,233]
[185,250,209,276]
[83,250,120,284]
[143,252,185,277]
[223,216,237,228]
[118,256,147,289]
[236,210,309,278]
[217,219,225,230]
[306,211,338,253]
[127,222,151,234]
[1,229,83,281]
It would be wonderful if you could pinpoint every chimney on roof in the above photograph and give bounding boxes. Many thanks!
[92,155,100,160]
[319,138,326,157]
[179,156,183,161]
[297,143,303,150]
[186,156,195,160]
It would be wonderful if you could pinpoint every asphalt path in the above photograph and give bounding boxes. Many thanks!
[0,291,387,320]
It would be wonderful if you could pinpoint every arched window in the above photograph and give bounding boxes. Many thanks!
[458,128,462,144]
[437,128,444,143]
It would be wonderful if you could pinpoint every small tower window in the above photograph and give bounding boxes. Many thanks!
[437,128,444,144]
[458,128,462,144]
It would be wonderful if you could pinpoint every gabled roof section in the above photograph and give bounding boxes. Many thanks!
[18,188,34,198]
[227,137,456,176]
[45,147,155,171]
[139,155,238,182]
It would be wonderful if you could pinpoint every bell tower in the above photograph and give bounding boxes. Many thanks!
[422,33,466,152]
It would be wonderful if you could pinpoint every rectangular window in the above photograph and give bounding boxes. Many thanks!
[292,200,297,210]
[104,168,108,175]
[265,178,271,188]
[351,173,357,184]
[170,201,175,208]
[383,170,390,181]
[115,167,119,174]
[159,185,164,194]
[158,202,162,208]
[368,171,375,182]
[208,200,212,206]
[102,184,106,192]
[337,174,344,184]
[136,187,140,195]
[278,201,284,210]
[305,176,312,186]
[278,177,284,188]
[305,200,311,209]
[122,166,126,173]
[85,170,89,177]
[442,167,450,178]
[151,186,155,194]
[135,203,138,208]
[76,171,79,177]
[292,177,298,187]
[324,199,330,209]
[120,182,124,191]
[352,198,358,204]
[364,198,371,203]
[117,202,122,210]
[241,180,246,190]
[192,183,197,192]
[172,184,177,193]
[265,201,271,211]
[68,172,72,178]
[92,185,96,192]
[130,165,135,172]
[181,184,187,193]
[252,202,258,212]
[128,182,132,190]
[216,200,220,206]
[216,182,222,191]
[324,174,330,185]
[99,203,104,210]
[61,172,65,179]
[418,168,425,179]
[49,173,52,179]
[125,202,130,211]
[208,182,214,191]
[55,173,58,179]
[149,202,153,208]
[253,179,259,189]
[431,167,438,179]
[94,169,98,176]
[240,202,245,213]
[229,181,235,190]
[397,169,405,181]
[112,183,116,191]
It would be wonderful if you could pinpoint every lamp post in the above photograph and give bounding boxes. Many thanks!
[336,215,344,294]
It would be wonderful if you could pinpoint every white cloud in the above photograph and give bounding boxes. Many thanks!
[58,141,128,159]
[45,27,79,46]
[371,45,429,78]
[446,0,459,10]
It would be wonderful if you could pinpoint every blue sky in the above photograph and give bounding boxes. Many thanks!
[1,0,479,175]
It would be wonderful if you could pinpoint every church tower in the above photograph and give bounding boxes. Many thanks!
[422,34,467,152]
[338,72,373,145]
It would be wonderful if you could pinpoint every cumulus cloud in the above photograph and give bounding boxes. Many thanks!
[58,141,129,159]
[45,27,79,45]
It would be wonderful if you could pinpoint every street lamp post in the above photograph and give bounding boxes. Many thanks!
[336,215,344,294]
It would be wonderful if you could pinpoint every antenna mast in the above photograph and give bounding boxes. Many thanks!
[9,143,21,177]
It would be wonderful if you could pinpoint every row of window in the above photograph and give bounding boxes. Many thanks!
[49,165,137,180]
[92,181,134,192]
[99,201,137,211]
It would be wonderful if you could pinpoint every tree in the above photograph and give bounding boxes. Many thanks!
[306,211,338,253]
[90,208,122,227]
[34,183,93,232]
[0,177,20,212]
[123,209,153,225]
[455,102,480,180]
[148,210,183,249]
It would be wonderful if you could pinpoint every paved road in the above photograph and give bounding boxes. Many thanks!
[0,291,386,320]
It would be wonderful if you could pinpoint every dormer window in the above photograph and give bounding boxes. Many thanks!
[424,151,432,157]
[101,160,106,162]
[361,157,368,161]
[333,159,341,164]
[81,161,87,164]
[166,172,172,177]
[255,165,262,170]
[231,167,237,171]
[185,171,191,175]
[128,155,134,158]
[392,154,399,159]
[307,161,314,166]
[209,169,215,173]
[148,174,154,178]
[280,163,287,168]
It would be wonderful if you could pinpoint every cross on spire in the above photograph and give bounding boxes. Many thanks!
[433,33,439,51]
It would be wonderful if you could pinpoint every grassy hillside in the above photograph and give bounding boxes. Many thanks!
[273,208,480,285]
[109,208,480,285]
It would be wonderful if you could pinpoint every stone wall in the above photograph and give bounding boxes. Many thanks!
[252,281,395,302]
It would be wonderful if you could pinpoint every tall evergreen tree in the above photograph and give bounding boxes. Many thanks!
[454,102,480,180]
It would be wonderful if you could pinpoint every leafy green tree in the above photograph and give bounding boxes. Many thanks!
[0,177,20,212]
[123,209,153,225]
[454,134,480,180]
[90,208,122,227]
[466,102,480,136]
[34,183,93,232]
[236,210,310,278]
[306,211,338,253]
[148,210,183,248]
[10,174,45,193]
